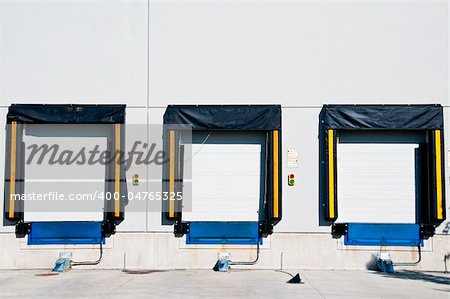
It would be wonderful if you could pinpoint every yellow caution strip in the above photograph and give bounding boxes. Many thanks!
[435,130,443,220]
[328,129,335,219]
[9,121,17,219]
[115,124,121,218]
[273,130,279,218]
[169,130,175,218]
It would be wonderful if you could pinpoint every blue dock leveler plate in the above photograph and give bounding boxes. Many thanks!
[186,222,261,245]
[28,221,104,245]
[344,223,422,247]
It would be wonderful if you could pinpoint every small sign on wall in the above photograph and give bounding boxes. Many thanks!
[287,149,298,168]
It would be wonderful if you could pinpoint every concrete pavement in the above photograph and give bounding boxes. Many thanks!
[0,269,448,298]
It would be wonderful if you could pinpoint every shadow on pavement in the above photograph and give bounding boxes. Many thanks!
[372,270,450,286]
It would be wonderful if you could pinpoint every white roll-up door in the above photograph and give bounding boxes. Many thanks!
[336,143,418,224]
[183,144,261,222]
[23,125,107,222]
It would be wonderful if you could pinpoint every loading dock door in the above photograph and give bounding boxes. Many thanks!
[4,104,128,241]
[183,144,261,222]
[162,105,282,239]
[337,143,418,224]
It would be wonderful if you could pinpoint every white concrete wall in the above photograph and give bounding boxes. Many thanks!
[0,0,448,270]
[0,233,448,272]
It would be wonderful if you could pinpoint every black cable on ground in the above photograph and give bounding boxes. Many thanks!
[275,270,303,284]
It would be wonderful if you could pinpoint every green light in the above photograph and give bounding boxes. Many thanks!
[289,179,295,185]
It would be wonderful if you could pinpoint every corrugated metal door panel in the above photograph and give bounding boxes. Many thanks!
[183,144,261,222]
[336,143,418,224]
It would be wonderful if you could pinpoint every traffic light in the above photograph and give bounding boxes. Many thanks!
[133,174,140,186]
[288,173,295,186]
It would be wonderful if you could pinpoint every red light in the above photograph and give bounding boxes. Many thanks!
[134,174,139,178]
[289,174,295,179]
